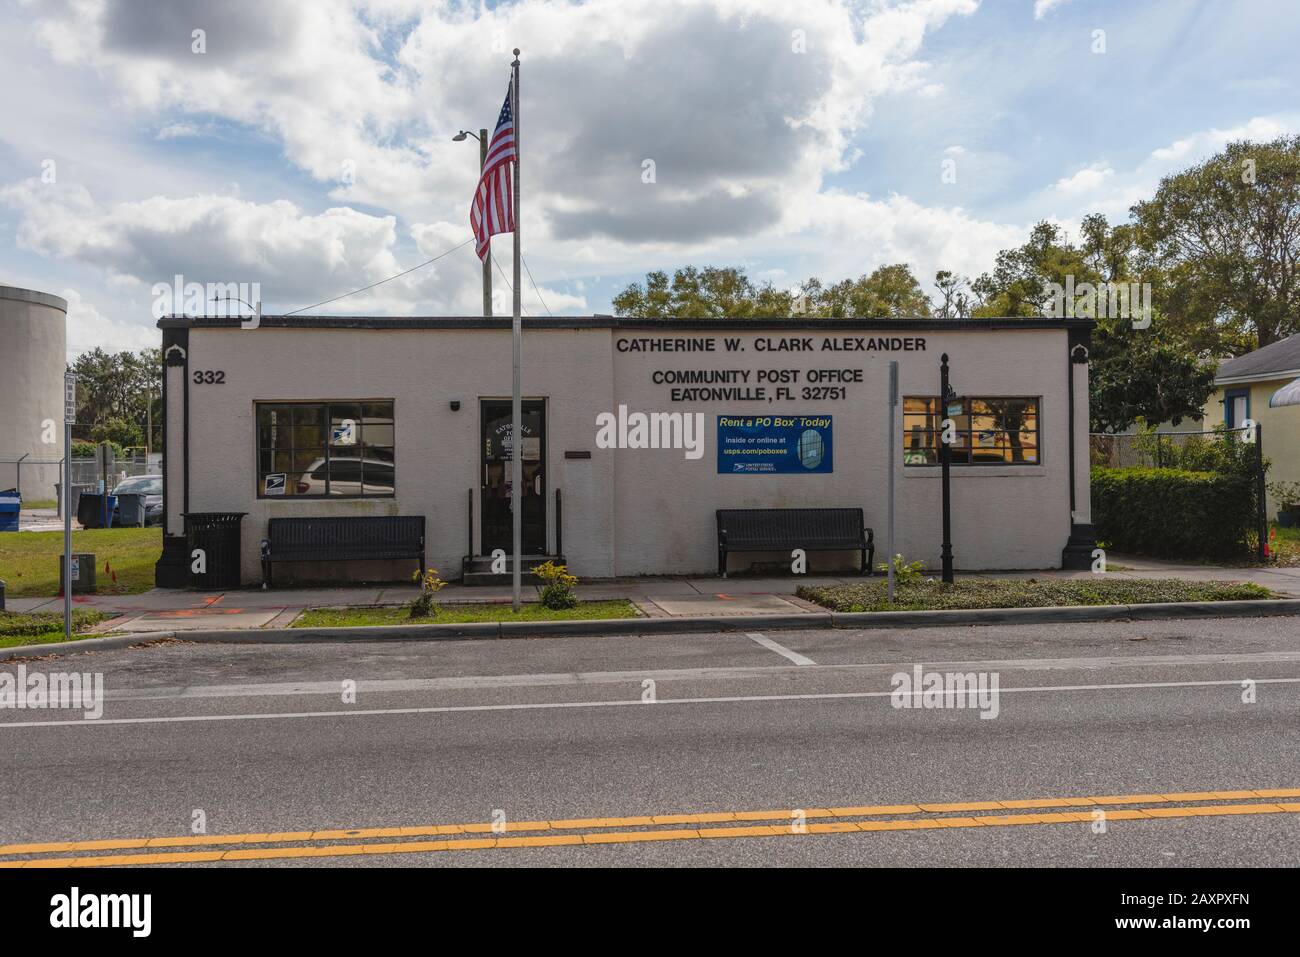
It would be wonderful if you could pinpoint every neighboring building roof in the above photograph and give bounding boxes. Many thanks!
[157,315,1093,332]
[0,285,68,313]
[1215,333,1300,385]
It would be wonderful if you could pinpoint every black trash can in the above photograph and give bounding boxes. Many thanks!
[184,512,248,589]
[77,492,118,528]
[116,493,146,527]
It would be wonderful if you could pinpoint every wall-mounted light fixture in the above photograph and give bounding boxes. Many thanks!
[450,400,461,412]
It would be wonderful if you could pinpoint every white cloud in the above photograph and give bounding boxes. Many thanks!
[0,0,1020,336]
[1146,115,1300,166]
[17,0,981,241]
[155,123,200,140]
[1033,0,1071,19]
[61,288,159,359]
[1053,163,1114,195]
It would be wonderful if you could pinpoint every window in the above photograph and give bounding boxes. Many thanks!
[1224,389,1249,429]
[903,397,1040,466]
[256,401,395,497]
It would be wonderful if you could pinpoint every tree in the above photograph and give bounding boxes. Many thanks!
[611,266,795,318]
[612,263,932,318]
[803,264,933,318]
[934,270,973,318]
[1132,135,1300,352]
[68,347,162,451]
[969,217,1216,432]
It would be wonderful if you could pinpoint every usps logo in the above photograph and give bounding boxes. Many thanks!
[332,418,357,446]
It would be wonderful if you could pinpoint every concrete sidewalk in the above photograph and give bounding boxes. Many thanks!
[5,555,1298,633]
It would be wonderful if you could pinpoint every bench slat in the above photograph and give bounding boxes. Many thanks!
[263,515,425,585]
[717,507,872,576]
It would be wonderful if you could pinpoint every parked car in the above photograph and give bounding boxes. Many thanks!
[295,456,394,496]
[111,474,164,526]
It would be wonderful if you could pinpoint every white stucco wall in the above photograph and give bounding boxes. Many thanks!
[0,287,67,501]
[175,321,1085,583]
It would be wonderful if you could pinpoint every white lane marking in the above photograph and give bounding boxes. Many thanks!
[84,650,1300,702]
[2,677,1298,729]
[745,632,815,666]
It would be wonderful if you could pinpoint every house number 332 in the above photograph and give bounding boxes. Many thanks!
[192,370,226,384]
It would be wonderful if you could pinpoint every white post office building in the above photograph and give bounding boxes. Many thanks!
[154,315,1096,587]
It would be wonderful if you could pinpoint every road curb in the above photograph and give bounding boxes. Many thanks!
[828,598,1300,629]
[5,599,1298,656]
[181,613,835,643]
[0,631,177,660]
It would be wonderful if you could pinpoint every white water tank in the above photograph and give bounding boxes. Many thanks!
[0,286,67,502]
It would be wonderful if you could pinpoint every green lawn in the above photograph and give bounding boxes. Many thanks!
[0,609,113,648]
[0,528,161,598]
[293,599,641,628]
[20,499,58,510]
[798,577,1275,613]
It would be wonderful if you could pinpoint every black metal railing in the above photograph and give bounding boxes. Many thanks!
[555,488,562,558]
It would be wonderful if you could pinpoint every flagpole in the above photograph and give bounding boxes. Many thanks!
[511,49,523,613]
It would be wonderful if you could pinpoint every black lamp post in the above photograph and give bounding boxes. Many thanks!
[940,353,957,583]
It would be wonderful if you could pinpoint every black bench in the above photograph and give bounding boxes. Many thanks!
[260,516,425,587]
[716,508,874,577]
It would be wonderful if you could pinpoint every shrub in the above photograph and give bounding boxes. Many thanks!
[532,560,578,610]
[875,553,924,583]
[409,568,447,618]
[1268,480,1300,510]
[1130,424,1262,477]
[1091,467,1256,559]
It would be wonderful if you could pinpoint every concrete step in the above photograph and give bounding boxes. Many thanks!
[461,554,566,586]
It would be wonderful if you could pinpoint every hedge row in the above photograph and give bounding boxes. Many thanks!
[1091,467,1257,559]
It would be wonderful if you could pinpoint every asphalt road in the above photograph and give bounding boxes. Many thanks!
[1,616,1298,867]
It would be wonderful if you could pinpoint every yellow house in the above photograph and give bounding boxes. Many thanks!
[1205,333,1300,516]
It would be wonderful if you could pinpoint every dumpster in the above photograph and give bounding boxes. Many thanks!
[0,489,19,532]
[116,492,146,527]
[59,553,97,594]
[184,512,247,589]
[77,493,118,528]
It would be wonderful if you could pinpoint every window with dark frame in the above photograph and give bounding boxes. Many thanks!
[903,397,1040,466]
[256,401,395,497]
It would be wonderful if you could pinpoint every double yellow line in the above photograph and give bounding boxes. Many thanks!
[4,788,1299,867]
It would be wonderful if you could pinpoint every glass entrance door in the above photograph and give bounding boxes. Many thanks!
[481,400,546,554]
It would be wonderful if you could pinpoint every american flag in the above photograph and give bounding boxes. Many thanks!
[470,81,516,262]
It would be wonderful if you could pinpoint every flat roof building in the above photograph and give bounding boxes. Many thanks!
[154,315,1097,587]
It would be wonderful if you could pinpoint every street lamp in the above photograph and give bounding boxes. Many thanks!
[455,127,492,317]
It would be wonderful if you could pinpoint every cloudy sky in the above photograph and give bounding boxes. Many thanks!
[1,0,1296,357]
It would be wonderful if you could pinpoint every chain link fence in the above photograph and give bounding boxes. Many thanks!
[1,453,160,504]
[1090,426,1261,469]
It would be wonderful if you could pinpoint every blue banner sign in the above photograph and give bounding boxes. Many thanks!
[717,415,833,474]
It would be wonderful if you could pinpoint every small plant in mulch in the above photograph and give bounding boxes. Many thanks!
[875,553,926,584]
[532,560,578,610]
[409,568,448,618]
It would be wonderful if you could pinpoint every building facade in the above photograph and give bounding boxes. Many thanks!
[155,315,1096,586]
[1205,332,1300,516]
